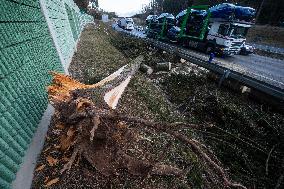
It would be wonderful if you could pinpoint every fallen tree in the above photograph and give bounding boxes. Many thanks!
[47,56,246,188]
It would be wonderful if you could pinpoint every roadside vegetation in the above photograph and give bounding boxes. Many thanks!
[32,22,283,189]
[107,22,284,188]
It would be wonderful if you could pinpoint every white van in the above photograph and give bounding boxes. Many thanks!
[118,18,134,30]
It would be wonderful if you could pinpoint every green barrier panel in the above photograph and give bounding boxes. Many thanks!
[0,176,11,189]
[0,164,15,183]
[0,0,93,187]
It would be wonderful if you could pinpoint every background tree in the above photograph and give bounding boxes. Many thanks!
[74,0,99,12]
[74,0,89,12]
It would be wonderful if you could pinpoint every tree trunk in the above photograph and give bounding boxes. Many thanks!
[155,62,172,72]
[256,0,266,23]
[140,64,154,75]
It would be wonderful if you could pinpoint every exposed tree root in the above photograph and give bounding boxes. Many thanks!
[103,114,247,189]
[47,56,246,188]
[60,148,80,174]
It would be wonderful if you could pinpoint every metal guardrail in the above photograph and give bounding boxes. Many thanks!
[147,39,284,101]
[115,28,284,101]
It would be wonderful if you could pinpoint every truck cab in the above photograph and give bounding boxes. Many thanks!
[207,21,251,55]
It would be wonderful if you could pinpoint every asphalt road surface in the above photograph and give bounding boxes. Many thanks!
[221,54,284,89]
[113,24,284,89]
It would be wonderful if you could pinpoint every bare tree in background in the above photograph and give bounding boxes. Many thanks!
[74,0,89,11]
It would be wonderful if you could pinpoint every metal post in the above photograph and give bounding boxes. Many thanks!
[218,70,231,87]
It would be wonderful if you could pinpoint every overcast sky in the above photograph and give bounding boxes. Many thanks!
[99,0,150,17]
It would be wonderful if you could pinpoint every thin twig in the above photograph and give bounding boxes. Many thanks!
[247,105,277,133]
[90,115,100,141]
[103,114,204,130]
[168,131,247,189]
[266,144,277,176]
[104,114,247,189]
[213,125,268,154]
[60,148,80,174]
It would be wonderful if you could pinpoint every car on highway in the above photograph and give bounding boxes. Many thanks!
[118,17,135,30]
[239,44,255,55]
[146,15,158,24]
[134,25,144,32]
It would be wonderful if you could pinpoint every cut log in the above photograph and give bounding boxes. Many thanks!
[240,86,251,94]
[48,55,144,109]
[140,64,154,75]
[180,58,186,64]
[155,62,172,72]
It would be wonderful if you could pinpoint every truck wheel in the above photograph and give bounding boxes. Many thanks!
[205,45,214,54]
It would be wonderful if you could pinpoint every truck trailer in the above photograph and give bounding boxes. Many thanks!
[147,4,256,56]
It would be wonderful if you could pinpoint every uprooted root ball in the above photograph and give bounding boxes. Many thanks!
[46,71,246,189]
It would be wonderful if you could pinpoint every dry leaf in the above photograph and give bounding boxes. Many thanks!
[62,157,69,162]
[56,123,65,129]
[54,145,61,149]
[77,99,91,111]
[43,147,51,153]
[67,127,75,137]
[44,176,49,183]
[47,156,58,166]
[44,178,59,187]
[35,164,46,172]
[60,127,76,151]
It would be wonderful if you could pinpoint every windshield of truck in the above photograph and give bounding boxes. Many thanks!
[218,24,229,36]
[229,25,249,38]
[126,21,133,24]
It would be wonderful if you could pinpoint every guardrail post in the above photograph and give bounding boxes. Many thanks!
[218,70,231,87]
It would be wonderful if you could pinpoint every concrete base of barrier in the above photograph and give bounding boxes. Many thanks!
[12,105,55,189]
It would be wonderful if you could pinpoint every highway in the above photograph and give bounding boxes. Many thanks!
[112,24,284,99]
[222,54,284,89]
[168,44,284,90]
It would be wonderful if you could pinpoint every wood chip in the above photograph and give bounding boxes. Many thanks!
[43,147,51,153]
[62,157,69,162]
[54,145,61,149]
[77,99,92,111]
[60,127,76,151]
[44,178,59,187]
[47,156,58,166]
[35,164,45,172]
[67,127,75,137]
[117,121,127,129]
[44,176,49,183]
[56,123,65,129]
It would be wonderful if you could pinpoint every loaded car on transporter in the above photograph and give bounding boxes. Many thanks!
[147,4,256,56]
